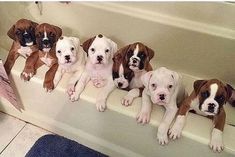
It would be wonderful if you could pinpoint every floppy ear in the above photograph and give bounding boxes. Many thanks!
[193,80,207,95]
[82,36,96,55]
[171,71,180,84]
[108,39,117,55]
[112,52,122,62]
[53,25,62,41]
[7,25,16,40]
[31,21,38,29]
[225,84,233,100]
[141,71,153,88]
[145,45,155,60]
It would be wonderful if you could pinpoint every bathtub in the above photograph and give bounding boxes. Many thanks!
[0,2,235,157]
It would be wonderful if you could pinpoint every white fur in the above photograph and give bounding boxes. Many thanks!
[69,35,117,112]
[210,128,224,153]
[54,36,86,88]
[122,88,139,106]
[129,44,140,71]
[169,115,186,140]
[139,67,185,145]
[17,46,33,58]
[40,53,53,67]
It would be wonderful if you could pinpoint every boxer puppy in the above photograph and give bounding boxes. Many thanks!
[68,34,117,112]
[21,23,62,91]
[137,67,185,145]
[4,19,38,75]
[169,79,233,152]
[118,42,154,106]
[53,36,86,88]
[112,50,134,90]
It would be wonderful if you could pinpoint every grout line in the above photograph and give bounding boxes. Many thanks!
[0,123,27,155]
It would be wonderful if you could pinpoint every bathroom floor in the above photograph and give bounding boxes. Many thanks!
[0,112,51,157]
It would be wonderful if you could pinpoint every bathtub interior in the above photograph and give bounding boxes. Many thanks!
[0,2,235,157]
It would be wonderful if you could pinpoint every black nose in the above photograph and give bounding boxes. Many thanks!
[208,103,215,112]
[42,39,49,45]
[133,58,138,64]
[159,94,165,100]
[97,55,103,62]
[118,82,123,88]
[65,55,70,60]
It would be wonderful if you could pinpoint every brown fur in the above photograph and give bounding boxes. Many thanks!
[4,19,38,75]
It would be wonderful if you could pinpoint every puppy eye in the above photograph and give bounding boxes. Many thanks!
[71,47,75,51]
[151,83,156,89]
[57,50,61,53]
[216,95,225,104]
[105,49,109,53]
[91,48,95,52]
[201,91,209,98]
[168,85,173,89]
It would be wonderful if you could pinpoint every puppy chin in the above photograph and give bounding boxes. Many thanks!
[201,110,217,116]
[129,65,140,71]
[42,48,51,52]
[26,42,33,46]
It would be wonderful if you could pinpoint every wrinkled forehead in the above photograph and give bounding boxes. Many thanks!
[36,24,55,33]
[129,43,146,52]
[150,71,174,85]
[202,81,226,96]
[91,37,110,48]
[15,20,32,30]
[57,38,74,49]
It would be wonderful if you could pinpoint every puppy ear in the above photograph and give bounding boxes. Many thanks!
[145,45,155,60]
[53,25,62,41]
[31,21,38,29]
[82,36,96,55]
[109,39,118,55]
[7,25,16,40]
[171,71,180,83]
[225,84,233,100]
[141,71,153,88]
[193,80,207,95]
[69,37,80,49]
[112,52,122,62]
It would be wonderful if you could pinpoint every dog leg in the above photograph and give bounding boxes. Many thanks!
[210,108,225,153]
[4,47,19,75]
[69,71,90,102]
[53,67,63,88]
[157,104,177,145]
[96,76,115,112]
[136,88,152,124]
[121,88,140,106]
[43,63,59,92]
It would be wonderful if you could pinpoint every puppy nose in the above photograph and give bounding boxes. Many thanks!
[118,82,123,88]
[65,55,70,60]
[97,55,103,62]
[208,103,215,112]
[159,94,165,100]
[42,39,49,45]
[133,58,138,63]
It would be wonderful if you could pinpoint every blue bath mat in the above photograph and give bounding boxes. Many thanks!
[25,134,108,157]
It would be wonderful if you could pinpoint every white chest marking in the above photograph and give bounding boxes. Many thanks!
[40,53,53,67]
[17,46,32,58]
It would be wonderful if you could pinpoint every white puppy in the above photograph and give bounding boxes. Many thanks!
[137,67,185,145]
[68,34,117,112]
[53,36,86,89]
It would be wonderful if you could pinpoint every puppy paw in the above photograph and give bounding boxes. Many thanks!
[157,124,169,145]
[96,99,107,112]
[69,92,80,102]
[92,79,105,88]
[136,110,151,124]
[121,95,134,106]
[168,124,182,140]
[20,70,34,81]
[43,80,54,92]
[67,84,75,96]
[210,129,224,153]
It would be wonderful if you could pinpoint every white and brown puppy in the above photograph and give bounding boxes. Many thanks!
[118,42,154,106]
[68,34,117,112]
[4,19,38,75]
[21,23,62,91]
[112,50,134,90]
[169,79,233,152]
[137,67,185,145]
[53,36,86,88]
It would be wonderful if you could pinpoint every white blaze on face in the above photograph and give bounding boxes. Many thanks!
[201,83,219,115]
[119,64,124,76]
[43,31,48,40]
[133,44,139,58]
